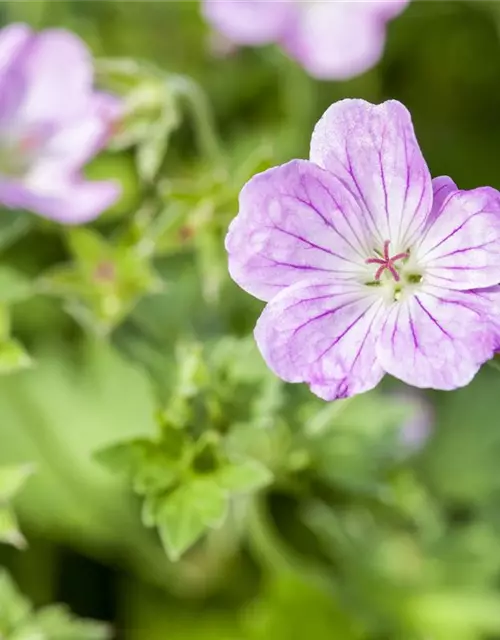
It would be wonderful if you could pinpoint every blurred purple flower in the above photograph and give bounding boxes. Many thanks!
[0,24,122,224]
[226,99,500,400]
[391,389,433,452]
[400,401,432,452]
[203,0,409,80]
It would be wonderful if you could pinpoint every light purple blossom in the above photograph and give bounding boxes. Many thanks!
[226,99,500,400]
[391,389,433,452]
[203,0,409,80]
[400,399,432,452]
[0,24,121,224]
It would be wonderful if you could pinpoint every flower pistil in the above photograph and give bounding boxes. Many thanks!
[365,240,409,282]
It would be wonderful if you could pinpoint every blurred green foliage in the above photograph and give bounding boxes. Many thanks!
[1,1,500,639]
[0,570,111,640]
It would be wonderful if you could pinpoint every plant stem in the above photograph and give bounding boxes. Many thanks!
[169,75,225,172]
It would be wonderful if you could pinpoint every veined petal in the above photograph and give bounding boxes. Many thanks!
[283,2,387,80]
[377,287,496,390]
[467,285,500,350]
[416,187,500,290]
[254,279,385,400]
[430,176,457,217]
[203,0,295,45]
[421,176,458,231]
[226,159,371,302]
[309,99,432,249]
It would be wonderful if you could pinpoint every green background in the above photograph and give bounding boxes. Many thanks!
[2,1,500,639]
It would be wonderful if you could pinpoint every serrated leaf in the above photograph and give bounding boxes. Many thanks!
[209,336,270,384]
[133,464,177,496]
[0,465,32,549]
[34,604,112,640]
[157,478,228,561]
[95,438,154,474]
[0,571,111,640]
[0,507,26,548]
[0,464,34,503]
[44,228,164,335]
[95,436,182,495]
[217,459,273,493]
[0,339,33,374]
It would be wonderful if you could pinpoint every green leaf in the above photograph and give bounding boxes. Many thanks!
[157,478,228,561]
[43,228,164,334]
[95,435,183,495]
[0,570,111,640]
[0,464,32,548]
[95,438,155,474]
[34,604,112,640]
[0,463,34,503]
[209,336,271,385]
[0,506,26,549]
[0,339,33,374]
[217,459,273,493]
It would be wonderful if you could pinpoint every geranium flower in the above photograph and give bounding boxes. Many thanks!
[226,99,500,399]
[203,0,409,80]
[0,24,121,224]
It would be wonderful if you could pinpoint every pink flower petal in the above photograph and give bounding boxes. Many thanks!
[430,176,457,218]
[254,279,385,399]
[377,287,496,390]
[283,2,386,80]
[226,159,371,302]
[0,177,120,224]
[14,28,94,123]
[42,92,121,171]
[203,0,295,45]
[416,186,500,290]
[364,0,410,19]
[0,26,123,223]
[0,23,31,76]
[310,99,432,250]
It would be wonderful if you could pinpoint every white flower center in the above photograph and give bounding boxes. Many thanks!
[365,240,423,302]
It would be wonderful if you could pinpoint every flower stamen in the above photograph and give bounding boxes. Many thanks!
[365,240,409,282]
